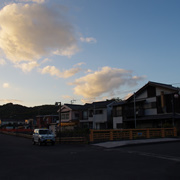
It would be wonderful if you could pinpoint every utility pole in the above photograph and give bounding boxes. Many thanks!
[55,102,61,143]
[134,93,136,129]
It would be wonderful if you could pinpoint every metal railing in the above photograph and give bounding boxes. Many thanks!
[89,128,177,142]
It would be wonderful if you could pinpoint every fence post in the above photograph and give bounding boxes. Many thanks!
[110,130,113,141]
[89,129,94,142]
[129,130,133,140]
[173,127,177,137]
[146,129,150,138]
[161,128,165,138]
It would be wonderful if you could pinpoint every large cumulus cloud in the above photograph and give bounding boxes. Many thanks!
[72,66,145,98]
[0,3,78,63]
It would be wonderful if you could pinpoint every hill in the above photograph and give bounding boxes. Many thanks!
[0,103,59,120]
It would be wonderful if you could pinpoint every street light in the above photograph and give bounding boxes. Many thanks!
[55,102,61,143]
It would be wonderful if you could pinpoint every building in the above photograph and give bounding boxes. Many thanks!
[113,81,180,129]
[36,115,58,128]
[80,100,116,129]
[61,104,84,124]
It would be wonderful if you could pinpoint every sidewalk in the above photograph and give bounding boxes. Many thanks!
[92,138,180,148]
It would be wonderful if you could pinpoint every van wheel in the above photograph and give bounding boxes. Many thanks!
[32,139,35,145]
[38,139,42,146]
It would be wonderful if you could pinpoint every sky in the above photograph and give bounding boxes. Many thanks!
[0,0,180,107]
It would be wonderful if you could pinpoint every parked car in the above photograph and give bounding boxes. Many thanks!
[32,128,55,146]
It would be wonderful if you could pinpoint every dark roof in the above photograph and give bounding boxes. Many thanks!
[127,81,179,102]
[63,104,84,111]
[113,100,126,107]
[92,100,115,108]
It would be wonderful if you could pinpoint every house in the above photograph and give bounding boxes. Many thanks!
[80,100,116,129]
[60,104,84,124]
[0,118,25,129]
[113,81,180,129]
[36,115,58,128]
[58,100,116,130]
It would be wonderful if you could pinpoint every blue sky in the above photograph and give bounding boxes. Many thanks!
[0,0,180,107]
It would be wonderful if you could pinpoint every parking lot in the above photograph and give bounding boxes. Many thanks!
[1,133,180,180]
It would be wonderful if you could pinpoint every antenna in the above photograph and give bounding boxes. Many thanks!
[71,99,76,104]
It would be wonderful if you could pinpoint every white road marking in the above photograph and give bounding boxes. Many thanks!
[127,150,180,162]
[105,149,180,162]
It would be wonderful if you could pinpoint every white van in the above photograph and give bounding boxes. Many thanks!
[32,128,55,146]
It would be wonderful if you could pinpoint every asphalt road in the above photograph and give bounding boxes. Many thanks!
[1,133,180,180]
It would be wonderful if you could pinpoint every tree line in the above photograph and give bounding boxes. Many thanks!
[0,103,59,120]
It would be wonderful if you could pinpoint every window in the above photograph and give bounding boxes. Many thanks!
[83,111,88,119]
[75,113,79,118]
[61,113,69,120]
[113,106,122,117]
[147,86,156,97]
[143,102,156,109]
[95,110,103,114]
[89,110,93,117]
[39,130,49,134]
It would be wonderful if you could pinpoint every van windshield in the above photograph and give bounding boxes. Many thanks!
[39,130,50,134]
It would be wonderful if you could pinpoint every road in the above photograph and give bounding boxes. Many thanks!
[0,133,180,180]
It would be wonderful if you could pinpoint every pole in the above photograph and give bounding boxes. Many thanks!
[172,94,175,127]
[134,93,136,128]
[55,102,62,143]
[93,103,95,129]
[59,102,61,143]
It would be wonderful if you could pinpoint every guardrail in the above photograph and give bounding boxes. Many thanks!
[1,128,177,144]
[0,129,33,133]
[0,130,88,143]
[56,137,88,144]
[0,130,33,138]
[89,128,177,142]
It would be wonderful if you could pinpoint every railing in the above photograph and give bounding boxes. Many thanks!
[56,137,88,144]
[1,128,177,144]
[89,128,177,142]
[0,129,33,133]
[0,129,88,143]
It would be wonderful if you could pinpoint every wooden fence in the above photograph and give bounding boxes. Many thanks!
[89,128,177,142]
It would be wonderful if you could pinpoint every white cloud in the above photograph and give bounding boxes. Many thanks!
[41,58,52,64]
[53,44,79,58]
[15,61,39,72]
[15,0,45,3]
[80,37,97,43]
[71,66,145,98]
[86,69,93,73]
[75,62,85,66]
[40,65,82,78]
[0,3,79,63]
[62,95,76,103]
[0,99,23,104]
[62,95,73,100]
[3,83,10,88]
[0,58,6,65]
[124,93,133,100]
